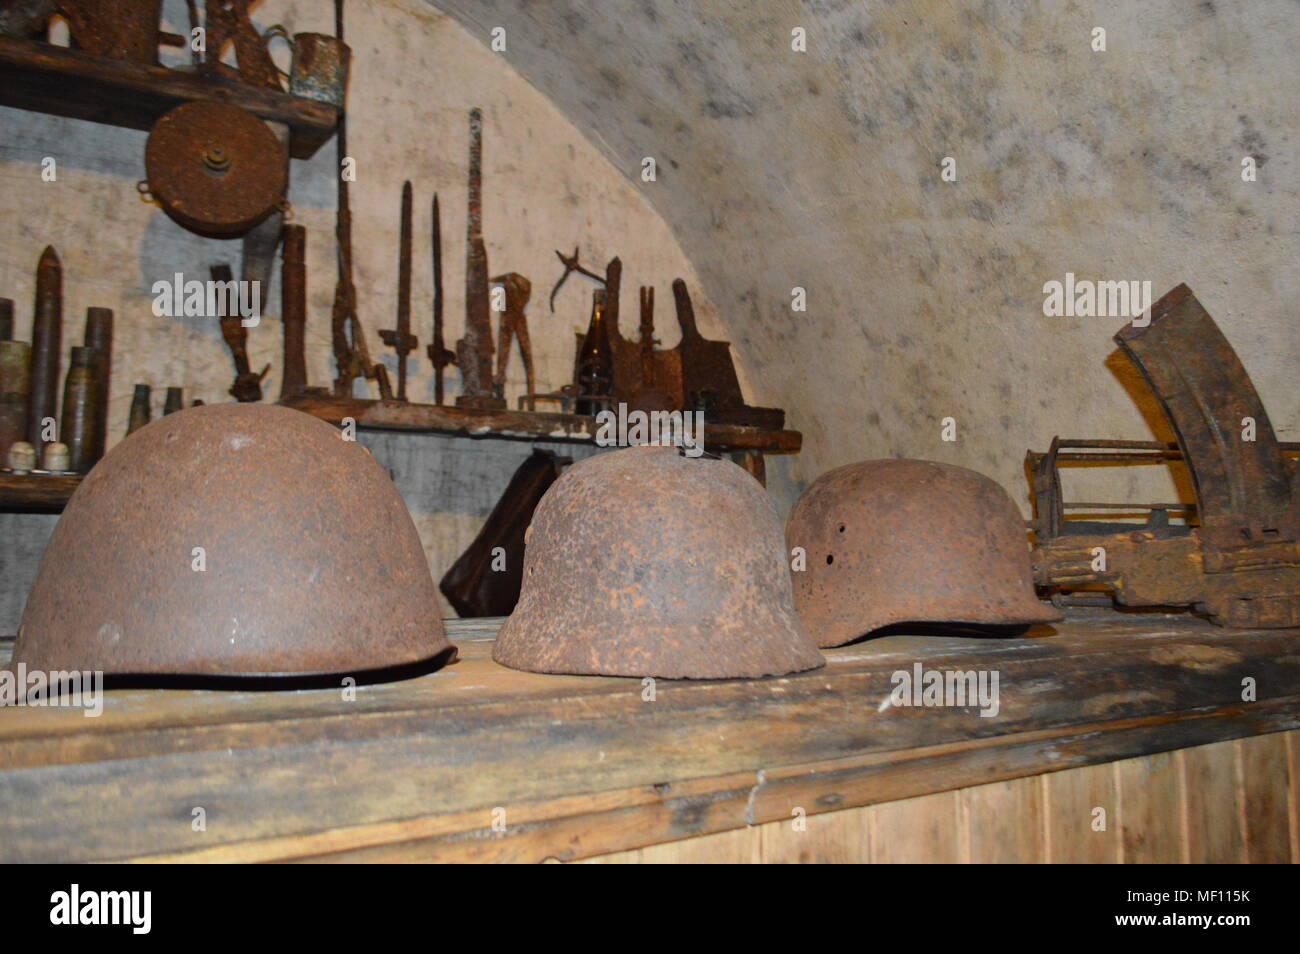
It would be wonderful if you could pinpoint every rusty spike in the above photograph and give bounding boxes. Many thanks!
[14,404,456,677]
[494,445,824,679]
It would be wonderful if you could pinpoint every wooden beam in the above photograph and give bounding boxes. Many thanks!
[0,36,338,159]
[281,393,803,454]
[0,472,81,512]
[0,616,1297,862]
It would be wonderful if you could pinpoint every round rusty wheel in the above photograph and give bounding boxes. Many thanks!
[144,102,287,236]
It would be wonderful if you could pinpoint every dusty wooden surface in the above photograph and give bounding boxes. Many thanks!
[0,613,1296,862]
[0,35,338,158]
[281,393,803,454]
[0,473,81,512]
[585,732,1299,863]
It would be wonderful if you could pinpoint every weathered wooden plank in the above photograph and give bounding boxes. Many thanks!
[1236,733,1291,863]
[280,393,802,454]
[1181,741,1245,863]
[3,617,1298,862]
[962,776,1045,863]
[868,790,962,863]
[0,35,337,158]
[1043,762,1121,862]
[0,472,81,513]
[1116,749,1185,863]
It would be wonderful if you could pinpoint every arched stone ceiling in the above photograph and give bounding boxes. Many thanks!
[431,0,1298,510]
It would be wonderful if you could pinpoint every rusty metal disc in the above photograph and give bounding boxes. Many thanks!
[144,102,287,236]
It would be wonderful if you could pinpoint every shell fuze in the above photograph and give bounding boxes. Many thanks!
[786,458,1061,647]
[14,404,454,676]
[494,444,824,679]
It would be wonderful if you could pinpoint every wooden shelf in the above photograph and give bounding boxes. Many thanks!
[281,393,803,454]
[0,472,82,512]
[0,35,339,158]
[0,613,1295,862]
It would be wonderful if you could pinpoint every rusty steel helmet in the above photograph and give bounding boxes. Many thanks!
[786,459,1061,647]
[13,403,454,677]
[493,444,824,678]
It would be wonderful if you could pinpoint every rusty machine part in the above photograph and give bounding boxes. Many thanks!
[631,285,674,412]
[143,102,287,237]
[787,459,1061,648]
[1030,284,1300,628]
[495,445,825,679]
[26,245,60,452]
[670,278,784,430]
[211,263,268,402]
[200,0,282,89]
[440,448,568,618]
[83,307,112,464]
[14,403,456,677]
[455,108,504,410]
[288,31,350,108]
[55,0,163,63]
[492,272,534,405]
[59,345,97,472]
[279,224,308,399]
[0,339,30,463]
[426,193,455,404]
[379,181,418,402]
[327,2,388,402]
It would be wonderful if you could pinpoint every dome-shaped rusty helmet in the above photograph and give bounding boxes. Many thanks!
[13,404,454,677]
[493,445,824,678]
[786,459,1061,647]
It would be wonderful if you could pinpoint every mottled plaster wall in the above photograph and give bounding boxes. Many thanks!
[432,0,1298,511]
[0,0,736,630]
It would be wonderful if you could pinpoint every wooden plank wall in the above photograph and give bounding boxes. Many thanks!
[582,731,1299,863]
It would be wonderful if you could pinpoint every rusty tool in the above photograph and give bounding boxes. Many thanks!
[631,285,673,412]
[279,224,308,399]
[26,245,60,451]
[83,307,112,464]
[326,0,388,401]
[379,181,418,402]
[669,279,783,429]
[492,272,533,405]
[426,193,455,405]
[1029,284,1300,628]
[211,263,268,402]
[548,247,605,312]
[200,0,282,89]
[142,102,287,238]
[454,108,503,410]
[54,0,163,64]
